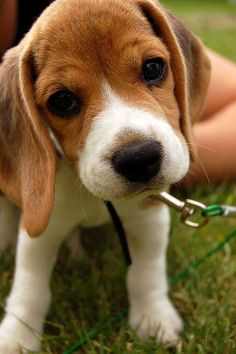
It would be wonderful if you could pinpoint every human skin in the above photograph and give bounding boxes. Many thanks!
[189,50,236,185]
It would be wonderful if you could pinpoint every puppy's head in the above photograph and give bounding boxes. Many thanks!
[0,0,210,236]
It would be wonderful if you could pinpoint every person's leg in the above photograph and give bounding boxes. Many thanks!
[186,50,236,185]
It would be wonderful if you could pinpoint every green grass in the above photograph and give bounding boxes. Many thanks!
[1,1,236,353]
[162,0,236,60]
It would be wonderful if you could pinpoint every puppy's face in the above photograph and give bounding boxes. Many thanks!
[34,0,189,200]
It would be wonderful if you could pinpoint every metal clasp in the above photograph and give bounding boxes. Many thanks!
[157,192,210,228]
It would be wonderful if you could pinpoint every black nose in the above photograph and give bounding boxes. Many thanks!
[112,140,162,183]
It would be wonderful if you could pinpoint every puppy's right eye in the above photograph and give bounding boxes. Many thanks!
[47,90,81,118]
[142,58,167,84]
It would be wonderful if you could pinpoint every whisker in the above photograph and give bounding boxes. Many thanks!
[193,155,211,185]
[186,142,216,153]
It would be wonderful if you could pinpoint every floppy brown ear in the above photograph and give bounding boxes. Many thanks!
[0,43,57,237]
[137,0,211,160]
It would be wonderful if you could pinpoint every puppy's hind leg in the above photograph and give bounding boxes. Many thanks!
[66,227,85,261]
[124,203,183,345]
[0,226,67,354]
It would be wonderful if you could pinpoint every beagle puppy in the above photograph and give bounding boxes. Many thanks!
[0,0,210,352]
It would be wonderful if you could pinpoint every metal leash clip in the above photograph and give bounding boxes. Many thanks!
[157,191,210,228]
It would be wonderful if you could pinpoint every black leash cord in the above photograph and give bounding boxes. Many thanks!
[105,201,132,266]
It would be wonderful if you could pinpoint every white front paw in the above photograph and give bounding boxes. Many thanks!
[0,315,41,354]
[129,298,183,345]
[0,340,25,354]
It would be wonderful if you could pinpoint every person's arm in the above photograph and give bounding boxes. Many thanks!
[0,0,18,58]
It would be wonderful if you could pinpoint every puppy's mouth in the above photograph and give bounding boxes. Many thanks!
[80,136,188,201]
[123,184,167,201]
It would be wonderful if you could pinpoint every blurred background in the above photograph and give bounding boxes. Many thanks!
[162,0,236,61]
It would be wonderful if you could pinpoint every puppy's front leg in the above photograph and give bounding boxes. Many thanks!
[0,227,65,354]
[124,203,183,345]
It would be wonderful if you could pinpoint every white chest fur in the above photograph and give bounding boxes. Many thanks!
[52,159,111,230]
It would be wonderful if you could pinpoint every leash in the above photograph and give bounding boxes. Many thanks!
[157,191,236,226]
[64,192,236,354]
[105,201,132,266]
[105,191,236,266]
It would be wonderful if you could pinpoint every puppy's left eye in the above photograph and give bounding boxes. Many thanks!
[47,90,81,118]
[142,58,167,84]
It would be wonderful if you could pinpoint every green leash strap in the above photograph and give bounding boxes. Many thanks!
[63,310,127,354]
[202,204,236,218]
[170,227,236,285]
[64,227,236,354]
[201,205,225,217]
